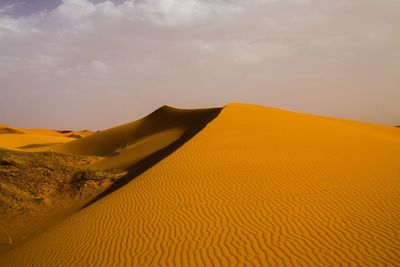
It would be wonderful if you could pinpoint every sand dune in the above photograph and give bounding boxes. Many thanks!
[0,127,25,135]
[54,105,221,170]
[56,130,93,139]
[0,125,90,152]
[1,103,400,266]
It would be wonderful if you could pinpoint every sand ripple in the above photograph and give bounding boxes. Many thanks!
[1,103,399,266]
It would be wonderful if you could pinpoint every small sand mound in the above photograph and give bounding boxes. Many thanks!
[56,130,92,139]
[0,128,25,135]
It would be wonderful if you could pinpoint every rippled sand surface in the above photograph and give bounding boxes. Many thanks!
[1,103,399,266]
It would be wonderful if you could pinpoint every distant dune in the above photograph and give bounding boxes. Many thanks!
[1,103,400,266]
[0,127,25,135]
[0,125,92,152]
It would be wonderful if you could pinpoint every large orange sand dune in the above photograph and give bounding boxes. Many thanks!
[1,103,399,266]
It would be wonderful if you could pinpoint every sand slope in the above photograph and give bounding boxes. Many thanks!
[54,105,221,170]
[1,103,400,266]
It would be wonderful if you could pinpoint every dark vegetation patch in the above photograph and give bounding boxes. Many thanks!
[56,130,72,134]
[0,148,126,248]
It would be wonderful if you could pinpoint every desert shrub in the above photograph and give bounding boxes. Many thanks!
[70,170,97,189]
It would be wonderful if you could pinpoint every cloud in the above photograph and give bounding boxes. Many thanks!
[0,3,17,15]
[90,60,109,73]
[0,0,399,129]
[132,0,244,26]
[55,0,96,20]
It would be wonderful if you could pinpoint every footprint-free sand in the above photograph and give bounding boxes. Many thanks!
[0,125,92,152]
[1,103,399,266]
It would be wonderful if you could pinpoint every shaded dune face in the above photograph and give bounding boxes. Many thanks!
[53,106,222,171]
[1,103,400,266]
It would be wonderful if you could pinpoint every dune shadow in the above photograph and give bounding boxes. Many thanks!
[82,108,222,209]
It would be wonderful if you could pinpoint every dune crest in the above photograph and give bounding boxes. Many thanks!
[53,105,222,171]
[1,103,400,266]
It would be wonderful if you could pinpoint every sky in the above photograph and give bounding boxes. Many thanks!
[0,0,399,130]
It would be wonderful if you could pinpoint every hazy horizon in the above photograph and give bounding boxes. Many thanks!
[1,0,399,130]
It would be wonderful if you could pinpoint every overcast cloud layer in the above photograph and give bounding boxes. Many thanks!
[0,0,399,129]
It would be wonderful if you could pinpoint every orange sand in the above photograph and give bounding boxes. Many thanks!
[0,125,91,152]
[1,103,399,265]
[53,106,220,170]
